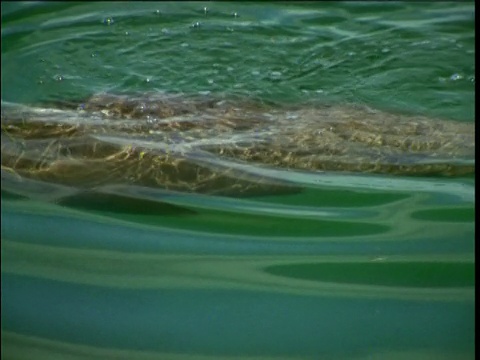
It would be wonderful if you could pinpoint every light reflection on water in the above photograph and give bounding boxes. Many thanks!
[1,1,475,359]
[1,171,475,357]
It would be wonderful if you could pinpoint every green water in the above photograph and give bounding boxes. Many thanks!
[1,2,475,359]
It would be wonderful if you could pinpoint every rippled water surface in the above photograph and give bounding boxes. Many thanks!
[1,2,475,359]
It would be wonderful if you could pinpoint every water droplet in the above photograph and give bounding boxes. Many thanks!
[103,17,114,25]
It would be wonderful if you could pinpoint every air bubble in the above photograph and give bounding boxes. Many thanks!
[270,71,282,80]
[191,22,201,28]
[103,17,114,25]
[450,73,463,81]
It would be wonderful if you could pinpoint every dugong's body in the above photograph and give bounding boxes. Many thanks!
[1,93,475,196]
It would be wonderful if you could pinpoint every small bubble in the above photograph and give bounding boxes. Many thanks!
[315,89,324,94]
[207,79,214,84]
[125,31,129,36]
[154,10,161,15]
[191,22,201,28]
[347,51,356,57]
[381,48,390,53]
[232,12,239,18]
[145,78,151,83]
[450,73,463,81]
[91,52,97,57]
[54,74,64,81]
[180,42,189,47]
[103,17,114,25]
[251,70,260,76]
[204,7,208,15]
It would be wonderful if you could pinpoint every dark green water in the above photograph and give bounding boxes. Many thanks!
[1,2,475,359]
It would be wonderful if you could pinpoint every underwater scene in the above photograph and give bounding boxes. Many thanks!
[1,2,475,359]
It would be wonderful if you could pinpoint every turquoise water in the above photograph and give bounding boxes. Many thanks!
[1,2,475,359]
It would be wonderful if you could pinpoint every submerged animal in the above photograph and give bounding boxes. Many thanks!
[1,93,475,197]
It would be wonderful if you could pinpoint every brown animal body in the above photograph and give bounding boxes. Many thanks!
[1,93,475,196]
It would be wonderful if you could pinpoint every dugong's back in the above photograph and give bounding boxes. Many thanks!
[1,94,475,197]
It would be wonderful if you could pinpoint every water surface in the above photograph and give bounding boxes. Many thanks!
[1,2,475,359]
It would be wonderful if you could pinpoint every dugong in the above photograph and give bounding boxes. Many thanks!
[1,93,475,197]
